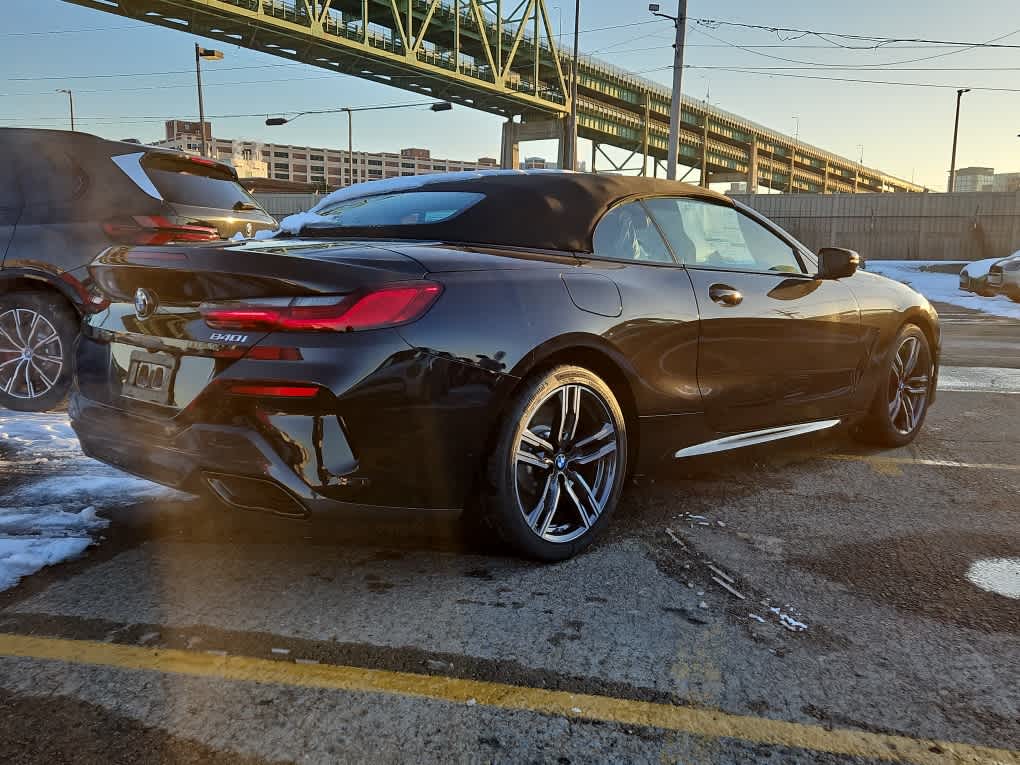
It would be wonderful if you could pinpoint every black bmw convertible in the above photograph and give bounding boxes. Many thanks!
[71,172,939,560]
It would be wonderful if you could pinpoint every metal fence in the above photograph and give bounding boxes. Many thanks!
[732,192,1020,261]
[253,193,324,219]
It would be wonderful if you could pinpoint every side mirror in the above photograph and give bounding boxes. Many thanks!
[817,248,860,280]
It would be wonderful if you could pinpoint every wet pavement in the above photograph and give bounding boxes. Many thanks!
[0,302,1017,764]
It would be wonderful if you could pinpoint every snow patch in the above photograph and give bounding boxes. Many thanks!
[0,536,96,591]
[867,260,1020,319]
[966,558,1020,599]
[0,411,184,592]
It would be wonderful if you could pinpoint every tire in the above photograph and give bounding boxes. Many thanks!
[0,290,78,412]
[852,324,933,447]
[474,365,628,561]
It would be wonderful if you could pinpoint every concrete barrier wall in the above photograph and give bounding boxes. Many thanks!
[731,192,1020,261]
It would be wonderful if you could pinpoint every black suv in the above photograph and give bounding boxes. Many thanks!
[0,128,277,411]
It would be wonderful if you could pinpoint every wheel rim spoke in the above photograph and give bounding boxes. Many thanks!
[904,375,929,395]
[571,439,617,466]
[12,310,30,346]
[564,470,601,529]
[889,390,902,419]
[520,428,554,453]
[557,385,582,446]
[0,325,21,351]
[902,394,916,431]
[529,475,561,536]
[23,361,34,399]
[30,361,55,389]
[32,332,58,350]
[902,338,920,378]
[516,449,551,470]
[573,423,614,451]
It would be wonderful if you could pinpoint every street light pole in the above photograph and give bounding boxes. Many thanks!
[650,2,687,181]
[344,108,354,187]
[195,44,224,158]
[56,89,74,131]
[948,88,970,193]
[566,0,580,171]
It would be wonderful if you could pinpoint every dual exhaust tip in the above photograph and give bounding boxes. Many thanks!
[204,472,308,519]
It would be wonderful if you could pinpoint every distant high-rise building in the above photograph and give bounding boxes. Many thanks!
[952,166,995,193]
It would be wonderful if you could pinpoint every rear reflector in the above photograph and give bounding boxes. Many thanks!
[214,347,303,361]
[104,215,220,245]
[226,383,320,398]
[201,282,443,333]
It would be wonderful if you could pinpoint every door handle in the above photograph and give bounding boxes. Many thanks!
[709,284,743,306]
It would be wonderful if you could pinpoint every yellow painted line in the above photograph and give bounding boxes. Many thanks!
[0,634,1017,765]
[826,454,1020,477]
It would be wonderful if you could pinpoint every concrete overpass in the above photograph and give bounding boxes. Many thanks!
[62,0,927,193]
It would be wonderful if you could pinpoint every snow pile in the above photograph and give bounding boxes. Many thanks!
[264,169,570,238]
[0,410,182,592]
[867,260,1020,319]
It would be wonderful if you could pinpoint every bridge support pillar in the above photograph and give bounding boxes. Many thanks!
[500,120,520,170]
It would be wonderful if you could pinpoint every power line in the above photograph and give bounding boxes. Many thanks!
[677,66,1020,92]
[0,25,139,37]
[690,18,1020,50]
[690,24,1020,69]
[5,62,303,82]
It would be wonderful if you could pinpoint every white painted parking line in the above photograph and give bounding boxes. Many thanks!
[938,367,1020,394]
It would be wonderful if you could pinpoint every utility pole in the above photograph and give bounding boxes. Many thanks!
[650,2,687,181]
[948,88,970,192]
[56,89,74,131]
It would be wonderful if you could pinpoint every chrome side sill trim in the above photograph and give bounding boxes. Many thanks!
[674,419,841,459]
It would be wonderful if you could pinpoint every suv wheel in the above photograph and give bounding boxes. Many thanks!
[0,291,77,412]
[475,365,628,561]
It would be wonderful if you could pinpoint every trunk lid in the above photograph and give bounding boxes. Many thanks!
[80,239,424,414]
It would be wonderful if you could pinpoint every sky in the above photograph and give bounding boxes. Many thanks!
[3,0,1019,191]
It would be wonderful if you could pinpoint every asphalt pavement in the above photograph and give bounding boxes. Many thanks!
[0,301,1017,765]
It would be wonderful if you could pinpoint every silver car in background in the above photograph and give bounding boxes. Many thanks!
[986,252,1020,302]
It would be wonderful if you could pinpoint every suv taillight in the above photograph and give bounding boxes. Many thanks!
[104,216,220,245]
[200,283,443,333]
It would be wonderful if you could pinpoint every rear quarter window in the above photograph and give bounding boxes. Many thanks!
[141,154,260,211]
[313,191,485,227]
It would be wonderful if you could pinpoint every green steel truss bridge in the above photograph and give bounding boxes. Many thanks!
[63,0,926,193]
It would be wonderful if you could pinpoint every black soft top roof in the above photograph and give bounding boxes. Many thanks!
[303,172,733,253]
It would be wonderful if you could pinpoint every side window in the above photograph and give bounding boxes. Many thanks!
[644,198,804,274]
[591,202,675,264]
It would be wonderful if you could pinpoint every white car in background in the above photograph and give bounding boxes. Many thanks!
[959,256,1010,297]
[986,252,1020,302]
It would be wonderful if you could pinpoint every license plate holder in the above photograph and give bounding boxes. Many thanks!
[122,350,177,406]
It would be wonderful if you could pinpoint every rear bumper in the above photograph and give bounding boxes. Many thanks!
[70,393,368,518]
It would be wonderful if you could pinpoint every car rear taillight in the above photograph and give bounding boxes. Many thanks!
[104,216,220,245]
[200,282,443,333]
